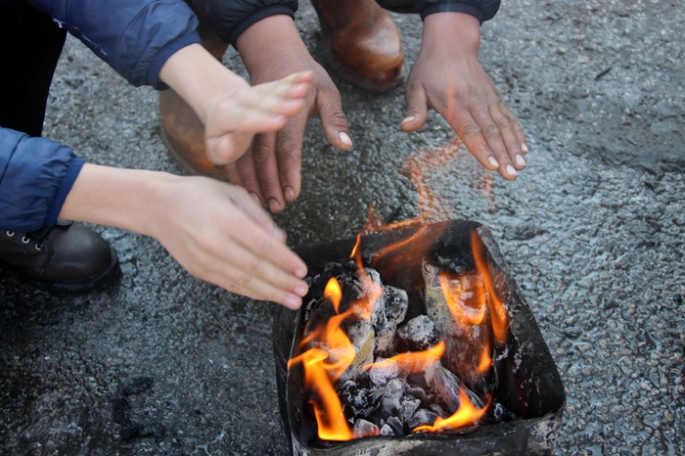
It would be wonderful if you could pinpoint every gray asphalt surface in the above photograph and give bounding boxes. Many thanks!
[1,0,684,455]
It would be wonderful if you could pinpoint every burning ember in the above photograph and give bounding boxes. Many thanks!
[287,228,513,441]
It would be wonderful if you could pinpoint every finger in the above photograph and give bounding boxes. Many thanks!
[402,81,429,132]
[446,107,501,173]
[205,130,255,165]
[275,113,307,202]
[234,147,265,205]
[316,84,353,150]
[488,102,526,170]
[225,161,243,187]
[202,237,307,309]
[256,71,314,99]
[499,103,528,156]
[470,107,518,180]
[252,132,287,213]
[222,193,306,276]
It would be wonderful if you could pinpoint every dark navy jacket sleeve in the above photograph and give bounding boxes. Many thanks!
[417,0,500,23]
[25,0,201,89]
[377,0,500,23]
[0,128,84,232]
[189,0,298,46]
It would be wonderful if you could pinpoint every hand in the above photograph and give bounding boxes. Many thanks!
[150,175,309,308]
[233,15,352,213]
[60,165,309,309]
[402,13,528,180]
[159,43,313,166]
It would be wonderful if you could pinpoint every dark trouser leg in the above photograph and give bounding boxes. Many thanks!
[0,1,120,293]
[0,0,66,137]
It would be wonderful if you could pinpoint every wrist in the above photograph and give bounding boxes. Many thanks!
[421,12,481,57]
[236,15,309,74]
[159,43,247,125]
[59,164,179,239]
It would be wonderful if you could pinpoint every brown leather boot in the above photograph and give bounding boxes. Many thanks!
[311,0,404,91]
[159,39,230,180]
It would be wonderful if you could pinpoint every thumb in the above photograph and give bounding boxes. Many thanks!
[317,85,352,150]
[206,131,254,165]
[401,83,429,132]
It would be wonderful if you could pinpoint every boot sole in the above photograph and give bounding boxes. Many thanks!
[1,245,121,294]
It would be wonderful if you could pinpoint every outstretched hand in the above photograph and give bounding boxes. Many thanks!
[159,43,313,168]
[401,13,528,180]
[232,15,352,213]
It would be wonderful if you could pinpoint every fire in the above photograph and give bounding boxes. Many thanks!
[471,231,508,344]
[324,276,343,314]
[438,272,486,327]
[363,341,445,375]
[413,387,492,433]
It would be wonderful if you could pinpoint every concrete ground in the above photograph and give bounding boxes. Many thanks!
[1,0,683,455]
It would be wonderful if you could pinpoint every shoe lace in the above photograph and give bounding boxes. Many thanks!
[5,226,54,251]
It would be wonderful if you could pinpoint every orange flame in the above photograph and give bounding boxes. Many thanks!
[363,341,445,375]
[471,231,508,344]
[324,277,343,314]
[413,387,492,433]
[475,338,492,374]
[438,272,486,327]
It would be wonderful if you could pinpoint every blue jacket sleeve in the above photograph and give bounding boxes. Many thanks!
[416,0,500,23]
[0,128,84,232]
[25,0,202,89]
[189,0,298,46]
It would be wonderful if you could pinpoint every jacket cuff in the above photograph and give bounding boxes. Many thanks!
[45,157,85,227]
[421,3,486,24]
[147,31,202,90]
[227,6,296,47]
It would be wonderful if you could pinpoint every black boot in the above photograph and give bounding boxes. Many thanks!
[0,220,119,293]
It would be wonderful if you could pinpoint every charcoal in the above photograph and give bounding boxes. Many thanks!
[408,409,438,429]
[352,419,379,438]
[429,403,449,418]
[433,366,462,413]
[379,423,395,437]
[397,315,438,351]
[385,416,405,436]
[423,263,465,338]
[373,321,397,356]
[400,396,421,422]
[405,386,430,406]
[340,319,376,382]
[380,379,404,418]
[492,402,518,423]
[338,268,384,317]
[337,380,377,418]
[382,286,408,324]
[303,297,337,336]
[368,358,399,386]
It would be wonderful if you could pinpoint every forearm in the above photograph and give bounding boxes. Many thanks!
[421,12,481,57]
[158,43,247,125]
[58,164,172,239]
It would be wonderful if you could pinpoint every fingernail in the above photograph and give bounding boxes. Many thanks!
[488,157,499,169]
[268,198,282,213]
[402,116,416,124]
[506,164,518,177]
[521,143,529,153]
[295,266,307,278]
[285,295,302,309]
[515,154,526,168]
[338,132,352,147]
[249,192,262,205]
[284,186,296,201]
[294,283,308,296]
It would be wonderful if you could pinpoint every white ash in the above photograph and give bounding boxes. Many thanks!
[397,315,438,351]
